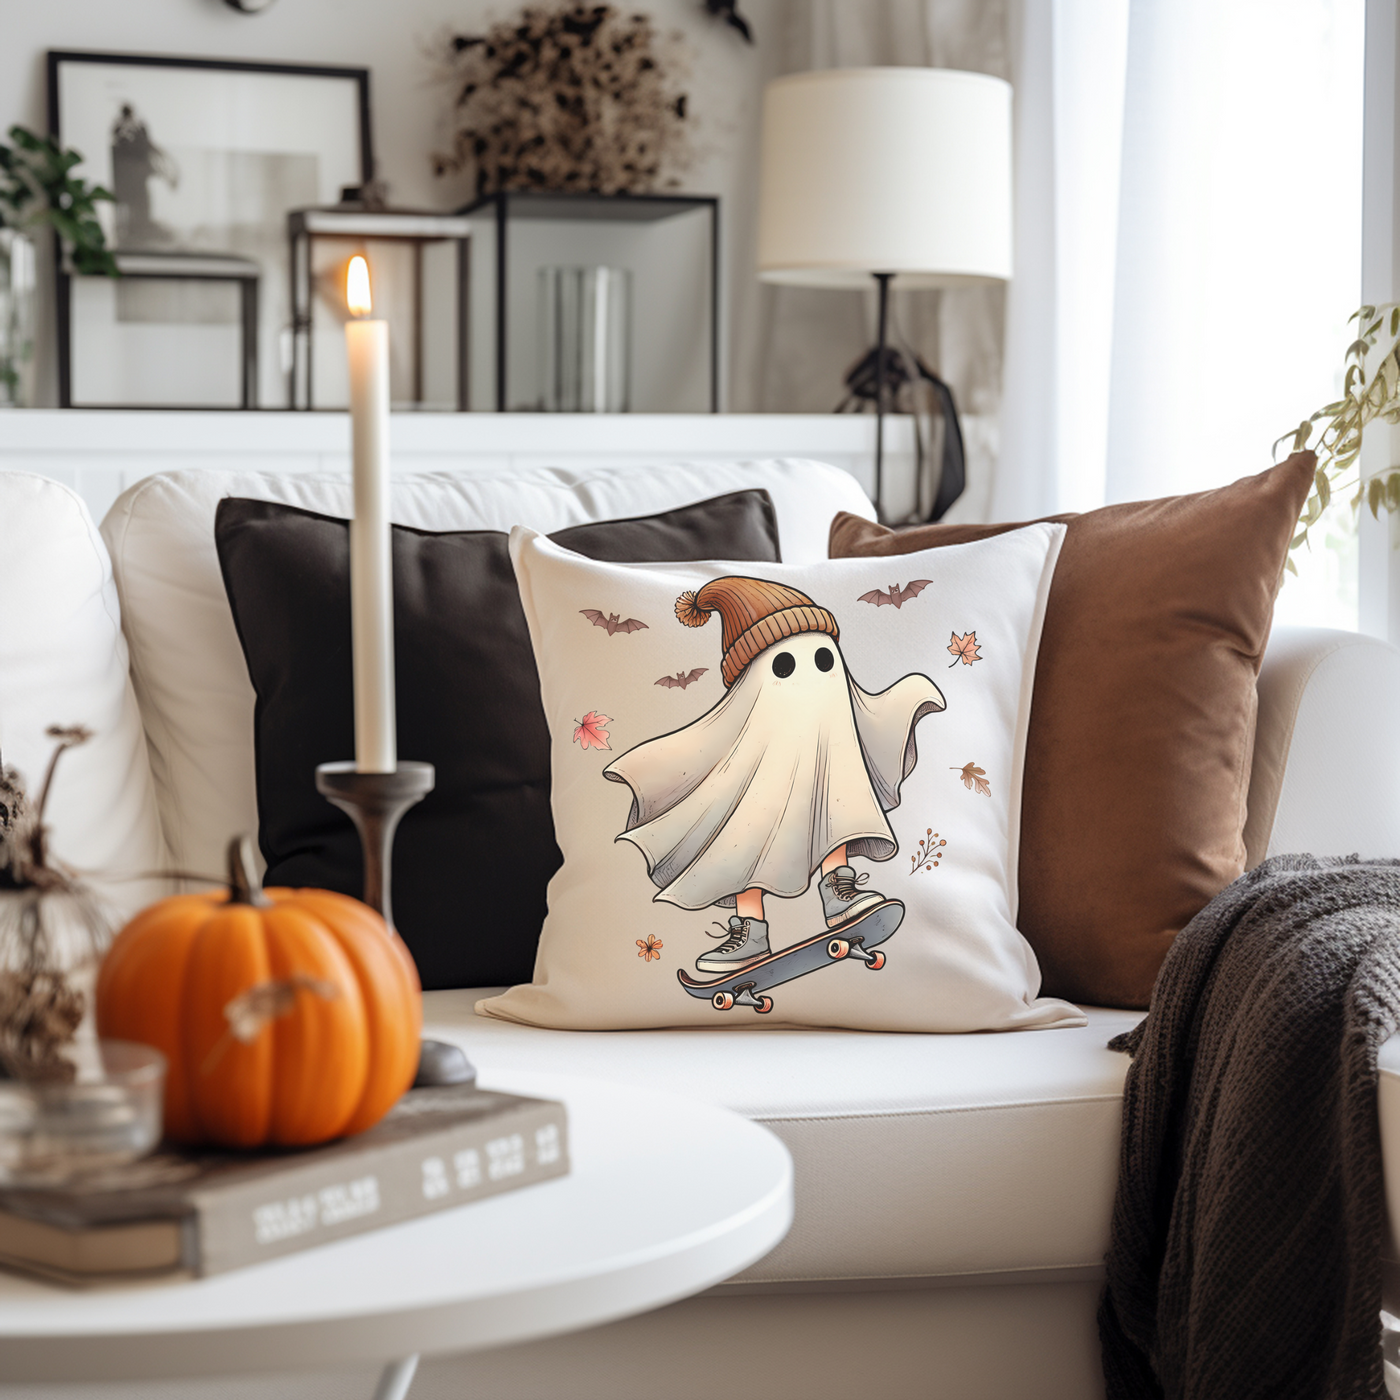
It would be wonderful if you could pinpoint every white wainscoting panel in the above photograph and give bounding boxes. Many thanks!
[0,412,917,525]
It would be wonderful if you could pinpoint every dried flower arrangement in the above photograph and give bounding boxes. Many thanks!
[0,727,113,1082]
[433,4,692,198]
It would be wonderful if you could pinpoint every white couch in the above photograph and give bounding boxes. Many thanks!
[4,458,1400,1400]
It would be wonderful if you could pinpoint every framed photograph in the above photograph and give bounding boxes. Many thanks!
[49,51,371,409]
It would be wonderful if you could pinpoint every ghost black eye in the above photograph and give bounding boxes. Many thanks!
[772,651,796,678]
[815,647,834,672]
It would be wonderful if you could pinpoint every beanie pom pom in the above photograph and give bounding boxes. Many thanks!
[675,590,710,628]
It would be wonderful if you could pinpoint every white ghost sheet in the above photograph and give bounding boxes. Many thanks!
[604,630,945,908]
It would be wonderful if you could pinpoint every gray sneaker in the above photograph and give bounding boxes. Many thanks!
[696,916,771,973]
[818,866,887,930]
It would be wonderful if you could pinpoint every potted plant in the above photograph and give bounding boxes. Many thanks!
[0,125,117,407]
[1282,304,1400,562]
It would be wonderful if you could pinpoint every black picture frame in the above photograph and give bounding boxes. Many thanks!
[48,50,372,410]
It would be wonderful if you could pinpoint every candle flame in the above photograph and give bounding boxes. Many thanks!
[346,256,372,316]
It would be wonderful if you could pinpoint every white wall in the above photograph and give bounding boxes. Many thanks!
[0,0,776,409]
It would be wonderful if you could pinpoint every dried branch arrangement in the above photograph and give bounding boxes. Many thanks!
[0,726,113,1082]
[433,4,692,198]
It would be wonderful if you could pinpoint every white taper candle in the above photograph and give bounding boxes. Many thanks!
[345,255,396,774]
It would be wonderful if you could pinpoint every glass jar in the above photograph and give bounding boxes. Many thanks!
[538,265,632,413]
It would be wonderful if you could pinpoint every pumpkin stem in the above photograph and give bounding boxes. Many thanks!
[226,835,271,907]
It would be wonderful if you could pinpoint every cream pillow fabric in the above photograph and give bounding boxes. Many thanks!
[479,525,1083,1033]
[0,473,167,918]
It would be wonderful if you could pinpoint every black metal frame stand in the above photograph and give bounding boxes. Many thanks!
[872,271,894,525]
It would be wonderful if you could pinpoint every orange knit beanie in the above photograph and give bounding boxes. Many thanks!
[675,576,839,687]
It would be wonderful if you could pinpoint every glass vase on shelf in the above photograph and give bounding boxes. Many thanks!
[538,265,631,413]
[0,228,36,408]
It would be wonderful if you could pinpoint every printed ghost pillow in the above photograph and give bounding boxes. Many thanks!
[479,525,1084,1033]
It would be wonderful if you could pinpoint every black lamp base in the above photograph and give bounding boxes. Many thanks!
[842,272,966,527]
[315,760,475,1089]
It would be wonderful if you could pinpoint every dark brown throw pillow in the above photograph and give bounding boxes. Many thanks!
[828,453,1316,1008]
[216,489,781,992]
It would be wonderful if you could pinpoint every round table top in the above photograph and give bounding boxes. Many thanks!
[0,1070,793,1384]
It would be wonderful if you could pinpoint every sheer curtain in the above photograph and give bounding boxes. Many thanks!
[997,0,1364,625]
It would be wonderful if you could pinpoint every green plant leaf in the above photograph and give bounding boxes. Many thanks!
[0,125,115,273]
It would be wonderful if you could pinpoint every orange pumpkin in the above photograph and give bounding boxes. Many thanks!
[95,837,421,1148]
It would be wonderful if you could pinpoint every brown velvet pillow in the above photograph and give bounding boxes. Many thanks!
[828,453,1316,1008]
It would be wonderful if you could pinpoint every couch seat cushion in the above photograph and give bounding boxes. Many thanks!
[426,993,1138,1285]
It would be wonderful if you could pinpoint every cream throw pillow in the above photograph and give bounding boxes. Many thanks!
[479,524,1083,1032]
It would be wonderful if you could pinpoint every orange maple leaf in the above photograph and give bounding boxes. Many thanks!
[947,631,982,667]
[637,935,663,962]
[952,762,991,797]
[573,711,612,751]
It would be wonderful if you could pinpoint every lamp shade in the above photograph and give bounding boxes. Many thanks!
[757,67,1013,290]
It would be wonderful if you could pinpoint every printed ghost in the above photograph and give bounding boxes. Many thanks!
[604,577,944,973]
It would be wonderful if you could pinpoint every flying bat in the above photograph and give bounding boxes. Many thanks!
[858,580,933,609]
[655,668,708,690]
[580,609,649,636]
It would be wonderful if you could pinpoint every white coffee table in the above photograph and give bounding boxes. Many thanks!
[0,1070,793,1397]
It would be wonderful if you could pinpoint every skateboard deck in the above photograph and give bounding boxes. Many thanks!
[677,900,904,1014]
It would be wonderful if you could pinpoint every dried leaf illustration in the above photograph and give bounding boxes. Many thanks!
[952,763,991,797]
[573,711,612,751]
[947,632,983,667]
[637,934,663,962]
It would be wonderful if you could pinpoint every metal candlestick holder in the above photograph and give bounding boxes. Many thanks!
[315,761,435,932]
[315,759,475,1088]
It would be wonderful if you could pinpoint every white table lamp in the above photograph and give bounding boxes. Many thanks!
[756,67,1013,520]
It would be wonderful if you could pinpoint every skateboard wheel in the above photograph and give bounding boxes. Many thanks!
[866,950,886,971]
[827,938,850,960]
[712,991,735,1011]
[755,996,774,1014]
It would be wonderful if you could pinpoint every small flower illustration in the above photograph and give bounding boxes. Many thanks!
[637,934,663,962]
[910,828,948,874]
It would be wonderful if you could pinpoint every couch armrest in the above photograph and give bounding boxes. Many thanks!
[1245,626,1400,867]
[1375,1038,1400,1310]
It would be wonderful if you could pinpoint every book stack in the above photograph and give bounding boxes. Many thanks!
[0,1084,568,1285]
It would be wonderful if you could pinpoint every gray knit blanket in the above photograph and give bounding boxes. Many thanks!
[1099,854,1400,1400]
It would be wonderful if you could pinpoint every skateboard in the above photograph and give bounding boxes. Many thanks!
[677,900,904,1014]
